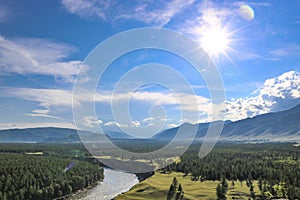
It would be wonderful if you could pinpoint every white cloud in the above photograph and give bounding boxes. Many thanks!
[0,36,87,83]
[130,120,141,128]
[166,123,179,128]
[0,122,76,130]
[142,117,154,123]
[61,0,195,26]
[104,120,140,128]
[104,121,118,127]
[81,116,103,128]
[226,71,300,121]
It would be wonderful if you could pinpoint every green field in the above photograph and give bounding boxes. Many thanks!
[115,172,258,200]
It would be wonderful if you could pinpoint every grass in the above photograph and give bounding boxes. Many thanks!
[115,172,259,200]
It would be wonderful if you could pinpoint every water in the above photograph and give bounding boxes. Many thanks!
[79,168,139,200]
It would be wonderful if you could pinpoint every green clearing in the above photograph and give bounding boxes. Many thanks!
[115,172,259,200]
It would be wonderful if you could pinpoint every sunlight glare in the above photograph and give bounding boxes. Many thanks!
[200,26,230,58]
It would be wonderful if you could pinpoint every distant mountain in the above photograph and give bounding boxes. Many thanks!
[0,127,70,143]
[1,104,299,143]
[0,127,107,143]
[152,122,209,140]
[152,120,231,140]
[219,104,300,141]
[104,131,135,139]
[154,104,300,142]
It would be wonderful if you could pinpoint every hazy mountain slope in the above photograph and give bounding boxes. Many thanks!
[0,127,102,143]
[104,131,135,139]
[220,104,300,141]
[154,104,300,142]
[1,104,299,143]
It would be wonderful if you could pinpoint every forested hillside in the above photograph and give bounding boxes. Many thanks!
[163,143,300,199]
[0,144,103,200]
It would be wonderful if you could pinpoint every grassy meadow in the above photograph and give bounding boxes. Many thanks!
[115,172,259,200]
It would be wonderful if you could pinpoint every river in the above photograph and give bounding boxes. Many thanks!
[79,168,139,200]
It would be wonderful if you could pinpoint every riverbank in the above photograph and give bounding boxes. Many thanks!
[68,166,154,200]
[73,168,139,200]
[135,171,155,182]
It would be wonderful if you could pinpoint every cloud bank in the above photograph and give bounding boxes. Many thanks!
[1,71,299,128]
[226,71,300,121]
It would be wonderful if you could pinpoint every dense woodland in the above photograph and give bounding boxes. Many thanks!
[1,142,300,199]
[0,144,103,200]
[162,143,300,199]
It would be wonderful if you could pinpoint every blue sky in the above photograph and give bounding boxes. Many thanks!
[0,0,299,136]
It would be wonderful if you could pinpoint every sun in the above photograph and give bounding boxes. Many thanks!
[200,25,231,58]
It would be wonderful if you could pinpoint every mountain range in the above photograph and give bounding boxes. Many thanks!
[154,104,300,142]
[0,104,299,143]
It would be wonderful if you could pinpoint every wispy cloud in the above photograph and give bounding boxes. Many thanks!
[180,1,233,37]
[23,109,62,119]
[232,1,271,7]
[0,35,87,83]
[269,44,300,58]
[0,4,10,22]
[233,44,300,61]
[0,10,8,22]
[0,87,75,119]
[60,0,108,20]
[24,113,62,120]
[61,0,195,26]
[0,87,74,107]
[0,85,210,125]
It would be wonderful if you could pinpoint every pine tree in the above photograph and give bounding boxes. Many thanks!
[175,184,184,200]
[167,178,184,200]
[221,177,228,194]
[258,176,263,191]
[167,184,175,200]
[172,177,178,190]
[216,183,225,199]
[250,184,255,199]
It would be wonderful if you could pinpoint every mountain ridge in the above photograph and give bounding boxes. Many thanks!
[154,104,300,142]
[0,104,299,143]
